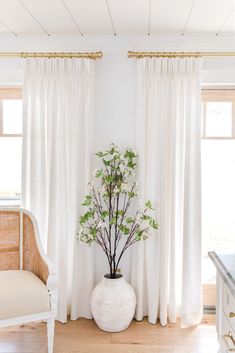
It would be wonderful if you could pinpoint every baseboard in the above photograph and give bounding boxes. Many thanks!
[203,305,216,315]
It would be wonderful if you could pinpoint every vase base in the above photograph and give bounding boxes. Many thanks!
[94,320,132,333]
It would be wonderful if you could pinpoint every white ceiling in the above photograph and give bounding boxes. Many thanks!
[0,0,233,37]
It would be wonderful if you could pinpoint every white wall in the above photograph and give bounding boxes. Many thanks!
[94,52,136,149]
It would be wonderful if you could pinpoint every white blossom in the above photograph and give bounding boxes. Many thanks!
[113,186,119,194]
[119,163,127,173]
[125,145,138,156]
[120,183,129,192]
[107,142,117,151]
[88,181,95,188]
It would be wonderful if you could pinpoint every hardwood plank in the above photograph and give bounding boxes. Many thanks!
[202,284,216,306]
[172,346,219,353]
[0,342,43,353]
[44,344,173,353]
[0,317,219,353]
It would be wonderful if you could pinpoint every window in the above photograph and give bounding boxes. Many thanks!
[201,90,235,309]
[202,90,235,139]
[0,88,22,203]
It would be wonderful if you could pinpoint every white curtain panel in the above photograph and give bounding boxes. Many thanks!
[132,57,202,327]
[22,58,94,322]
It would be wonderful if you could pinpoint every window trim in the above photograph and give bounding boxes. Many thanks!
[0,87,22,204]
[202,89,235,139]
[0,87,22,138]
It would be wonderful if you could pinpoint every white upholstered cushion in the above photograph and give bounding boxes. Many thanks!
[0,270,50,320]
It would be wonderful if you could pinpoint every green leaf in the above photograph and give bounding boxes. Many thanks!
[80,211,94,225]
[103,159,111,166]
[127,161,136,169]
[119,224,130,235]
[106,175,115,183]
[101,211,109,219]
[128,191,136,198]
[95,151,105,158]
[115,210,124,217]
[142,214,151,221]
[145,200,154,210]
[90,228,97,237]
[125,217,133,224]
[149,218,158,229]
[95,169,103,178]
[135,229,143,241]
[110,217,116,225]
[82,195,92,206]
[124,150,136,159]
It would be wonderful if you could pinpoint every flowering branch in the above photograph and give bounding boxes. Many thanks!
[77,143,158,278]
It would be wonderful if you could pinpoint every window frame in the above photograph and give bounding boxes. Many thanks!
[0,87,22,138]
[201,89,235,309]
[0,87,22,204]
[202,89,235,140]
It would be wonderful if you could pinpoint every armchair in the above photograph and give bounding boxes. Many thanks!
[0,208,58,353]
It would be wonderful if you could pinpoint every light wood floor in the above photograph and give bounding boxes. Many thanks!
[0,315,219,353]
[203,284,216,307]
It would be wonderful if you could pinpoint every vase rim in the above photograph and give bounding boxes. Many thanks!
[104,273,123,280]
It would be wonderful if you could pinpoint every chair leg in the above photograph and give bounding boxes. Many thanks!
[47,318,55,353]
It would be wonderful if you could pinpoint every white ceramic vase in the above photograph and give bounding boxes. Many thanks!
[91,274,136,332]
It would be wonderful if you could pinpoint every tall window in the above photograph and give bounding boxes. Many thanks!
[202,90,235,287]
[0,88,22,204]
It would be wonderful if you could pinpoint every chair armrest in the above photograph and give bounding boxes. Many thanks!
[22,208,59,292]
[46,264,59,314]
[35,241,59,314]
[36,249,58,314]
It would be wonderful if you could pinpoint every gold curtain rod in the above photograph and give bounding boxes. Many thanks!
[128,50,235,58]
[0,51,103,59]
